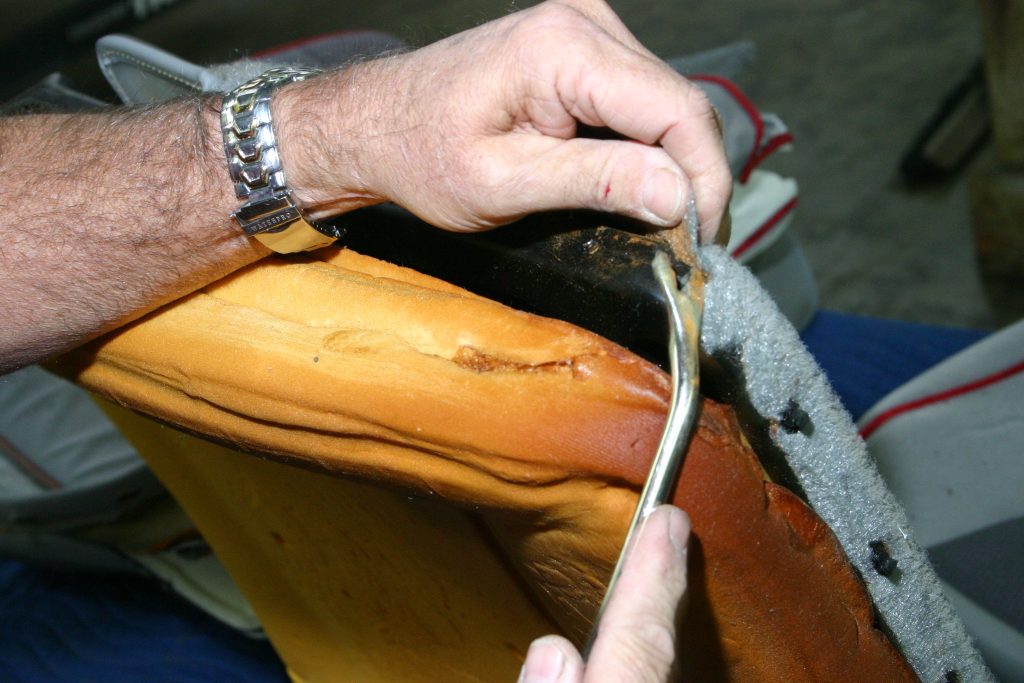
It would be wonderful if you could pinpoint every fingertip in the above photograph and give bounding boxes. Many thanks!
[519,635,583,683]
[698,217,721,246]
[664,505,690,558]
[643,505,689,559]
[694,189,732,246]
[710,207,733,247]
[641,167,688,226]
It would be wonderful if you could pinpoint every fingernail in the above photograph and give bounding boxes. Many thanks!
[667,507,690,558]
[519,639,565,683]
[642,167,685,224]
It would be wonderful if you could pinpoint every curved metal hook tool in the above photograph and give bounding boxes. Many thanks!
[583,249,703,659]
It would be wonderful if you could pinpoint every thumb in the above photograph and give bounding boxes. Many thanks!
[584,505,690,682]
[518,636,585,683]
[486,137,693,228]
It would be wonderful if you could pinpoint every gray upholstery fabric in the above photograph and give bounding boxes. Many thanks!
[862,318,1024,681]
[0,366,162,530]
[930,518,1024,636]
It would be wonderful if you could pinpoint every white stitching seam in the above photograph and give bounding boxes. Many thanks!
[99,48,202,102]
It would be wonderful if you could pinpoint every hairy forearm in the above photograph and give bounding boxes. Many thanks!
[0,0,732,375]
[0,97,268,372]
[0,60,407,374]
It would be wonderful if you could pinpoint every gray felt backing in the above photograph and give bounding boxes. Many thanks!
[701,246,993,682]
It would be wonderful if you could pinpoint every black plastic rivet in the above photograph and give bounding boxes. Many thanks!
[779,399,812,435]
[869,540,898,576]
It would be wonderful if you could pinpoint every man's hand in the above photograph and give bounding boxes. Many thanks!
[0,0,731,372]
[279,0,731,243]
[518,505,691,683]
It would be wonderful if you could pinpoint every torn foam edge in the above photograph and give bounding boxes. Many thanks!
[699,246,993,683]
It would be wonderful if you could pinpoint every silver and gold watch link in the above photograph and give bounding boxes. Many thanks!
[221,67,341,253]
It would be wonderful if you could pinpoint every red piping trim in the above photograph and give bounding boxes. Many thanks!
[730,196,798,259]
[859,359,1024,440]
[0,433,62,490]
[252,30,366,58]
[690,74,764,183]
[746,131,794,175]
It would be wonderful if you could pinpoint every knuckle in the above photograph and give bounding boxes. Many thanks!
[547,0,612,23]
[596,146,684,218]
[541,0,588,20]
[510,9,587,68]
[529,1,582,29]
[593,147,646,208]
[635,541,689,601]
[681,83,716,123]
[636,620,679,666]
[596,620,677,683]
[620,620,678,677]
[527,1,602,44]
[677,83,734,188]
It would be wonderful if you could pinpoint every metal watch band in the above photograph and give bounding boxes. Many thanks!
[221,67,341,253]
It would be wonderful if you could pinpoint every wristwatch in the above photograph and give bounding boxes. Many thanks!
[221,67,342,253]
